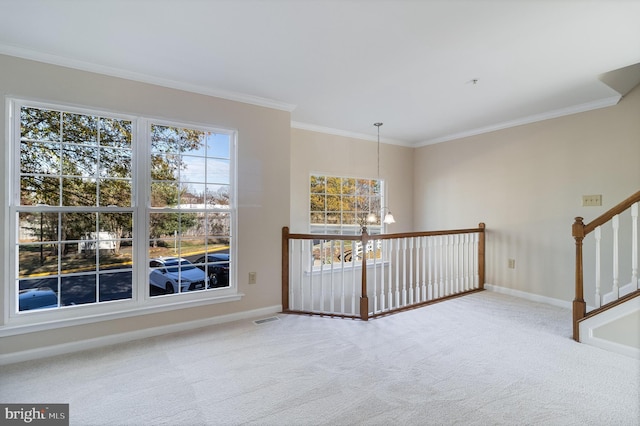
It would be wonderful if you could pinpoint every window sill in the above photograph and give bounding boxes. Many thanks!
[0,292,244,338]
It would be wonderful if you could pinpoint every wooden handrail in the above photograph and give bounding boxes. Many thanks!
[572,190,640,341]
[583,191,640,235]
[285,225,486,241]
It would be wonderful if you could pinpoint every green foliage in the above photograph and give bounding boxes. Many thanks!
[149,212,198,242]
[20,107,217,254]
[309,175,382,227]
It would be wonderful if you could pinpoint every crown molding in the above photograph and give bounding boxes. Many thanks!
[0,45,297,112]
[416,95,622,147]
[291,121,410,146]
[2,45,623,145]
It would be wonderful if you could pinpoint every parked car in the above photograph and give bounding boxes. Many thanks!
[149,257,208,294]
[19,287,58,311]
[194,253,230,288]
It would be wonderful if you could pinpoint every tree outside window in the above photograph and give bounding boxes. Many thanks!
[13,102,236,313]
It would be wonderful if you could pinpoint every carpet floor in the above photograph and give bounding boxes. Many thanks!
[1,291,638,425]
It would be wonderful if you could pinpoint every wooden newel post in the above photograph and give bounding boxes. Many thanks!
[478,222,486,290]
[360,228,369,321]
[572,217,586,341]
[282,226,290,312]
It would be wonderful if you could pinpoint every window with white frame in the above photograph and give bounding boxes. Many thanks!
[10,100,236,318]
[309,175,384,235]
[148,123,232,295]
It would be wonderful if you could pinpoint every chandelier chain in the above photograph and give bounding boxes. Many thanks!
[377,127,380,178]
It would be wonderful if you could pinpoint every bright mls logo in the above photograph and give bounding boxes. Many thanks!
[1,404,68,425]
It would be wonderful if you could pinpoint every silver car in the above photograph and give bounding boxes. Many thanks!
[149,257,208,294]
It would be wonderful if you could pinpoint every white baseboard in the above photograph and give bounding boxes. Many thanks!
[0,305,282,366]
[484,284,571,309]
[581,336,640,359]
[579,335,640,359]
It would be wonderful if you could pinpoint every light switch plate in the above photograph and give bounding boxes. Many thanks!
[582,194,602,206]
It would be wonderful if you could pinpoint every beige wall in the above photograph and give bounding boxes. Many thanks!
[593,310,640,349]
[290,128,415,234]
[413,84,640,302]
[2,52,637,358]
[0,55,291,355]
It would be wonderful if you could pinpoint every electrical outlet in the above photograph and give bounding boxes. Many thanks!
[508,259,516,269]
[248,272,257,284]
[582,194,602,207]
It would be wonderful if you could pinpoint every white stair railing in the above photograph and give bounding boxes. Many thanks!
[282,224,486,320]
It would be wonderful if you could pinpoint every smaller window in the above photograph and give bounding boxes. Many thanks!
[309,174,384,235]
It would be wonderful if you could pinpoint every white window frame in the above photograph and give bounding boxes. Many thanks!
[3,99,240,334]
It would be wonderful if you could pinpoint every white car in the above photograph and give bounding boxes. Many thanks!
[149,257,208,294]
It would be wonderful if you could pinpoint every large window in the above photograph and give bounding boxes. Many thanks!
[16,107,134,309]
[309,175,385,235]
[148,124,232,295]
[9,100,236,320]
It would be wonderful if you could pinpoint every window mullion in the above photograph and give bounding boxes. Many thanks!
[134,118,149,303]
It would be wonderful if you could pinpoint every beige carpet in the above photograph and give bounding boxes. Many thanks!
[1,291,638,425]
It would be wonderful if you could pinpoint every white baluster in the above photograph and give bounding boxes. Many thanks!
[464,233,471,291]
[290,240,296,310]
[340,240,345,314]
[387,239,393,310]
[434,235,440,298]
[319,240,326,312]
[594,226,601,308]
[372,238,378,313]
[351,240,356,314]
[415,237,421,303]
[376,239,382,312]
[427,236,433,300]
[402,238,408,306]
[407,237,415,305]
[441,235,447,296]
[452,234,456,294]
[632,203,638,291]
[308,240,315,311]
[302,240,307,311]
[422,236,428,300]
[380,239,386,312]
[446,234,451,295]
[434,235,439,299]
[329,240,335,313]
[450,234,455,294]
[433,235,444,299]
[612,215,619,299]
[460,234,465,292]
[395,238,401,307]
[474,232,479,288]
[437,235,445,298]
[454,234,460,294]
[452,235,457,294]
[461,234,467,291]
[456,234,461,293]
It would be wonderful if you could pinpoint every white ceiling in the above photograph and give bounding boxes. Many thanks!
[1,0,639,146]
